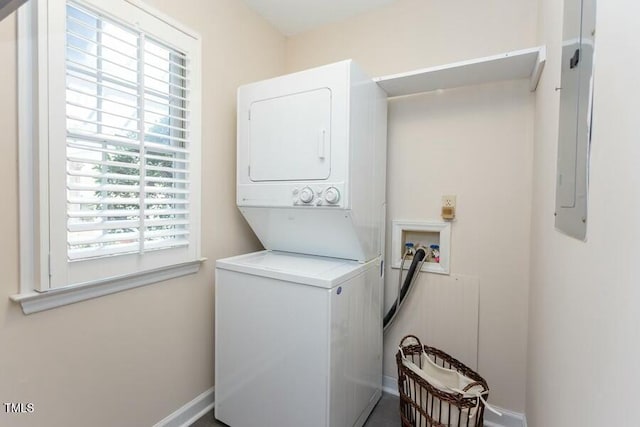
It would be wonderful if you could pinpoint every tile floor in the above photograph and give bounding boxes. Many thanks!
[190,393,401,427]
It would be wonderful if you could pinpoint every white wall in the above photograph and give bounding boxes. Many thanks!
[526,0,640,425]
[0,1,284,426]
[286,0,537,412]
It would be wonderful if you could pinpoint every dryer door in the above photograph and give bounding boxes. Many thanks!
[249,88,331,182]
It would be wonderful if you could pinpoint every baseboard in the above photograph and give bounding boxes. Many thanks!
[381,376,527,427]
[149,380,527,427]
[382,375,399,396]
[484,407,527,427]
[153,387,215,427]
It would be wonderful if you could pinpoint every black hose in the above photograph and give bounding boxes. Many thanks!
[383,247,426,329]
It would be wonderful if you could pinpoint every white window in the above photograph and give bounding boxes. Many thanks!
[14,0,202,313]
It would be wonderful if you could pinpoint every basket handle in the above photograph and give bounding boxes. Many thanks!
[462,381,488,393]
[398,335,423,359]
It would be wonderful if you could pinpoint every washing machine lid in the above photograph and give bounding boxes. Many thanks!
[215,250,375,289]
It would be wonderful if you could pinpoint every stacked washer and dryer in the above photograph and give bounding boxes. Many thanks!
[215,60,388,427]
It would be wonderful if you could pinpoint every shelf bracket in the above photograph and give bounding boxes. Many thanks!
[529,45,547,92]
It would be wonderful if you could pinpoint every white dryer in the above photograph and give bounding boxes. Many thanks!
[236,60,387,262]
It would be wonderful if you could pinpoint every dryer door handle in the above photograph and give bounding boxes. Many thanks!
[318,129,326,159]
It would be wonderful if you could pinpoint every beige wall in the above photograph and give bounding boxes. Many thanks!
[286,0,537,412]
[285,0,537,77]
[0,1,284,426]
[527,0,640,425]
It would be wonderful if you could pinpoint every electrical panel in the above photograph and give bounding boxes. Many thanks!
[555,0,596,240]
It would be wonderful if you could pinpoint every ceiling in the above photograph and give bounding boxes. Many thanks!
[241,0,396,36]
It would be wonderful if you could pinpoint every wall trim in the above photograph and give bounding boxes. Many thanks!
[381,375,527,427]
[11,259,205,315]
[382,375,399,396]
[484,407,528,427]
[153,387,215,427]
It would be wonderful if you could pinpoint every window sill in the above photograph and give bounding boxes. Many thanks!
[10,258,206,315]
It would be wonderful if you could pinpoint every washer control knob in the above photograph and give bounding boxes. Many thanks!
[299,187,314,204]
[324,187,340,204]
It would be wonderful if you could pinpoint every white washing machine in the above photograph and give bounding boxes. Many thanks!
[215,251,383,427]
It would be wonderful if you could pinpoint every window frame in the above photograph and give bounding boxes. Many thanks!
[13,0,203,313]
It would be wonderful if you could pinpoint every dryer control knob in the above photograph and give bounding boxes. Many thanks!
[324,187,340,204]
[299,187,314,204]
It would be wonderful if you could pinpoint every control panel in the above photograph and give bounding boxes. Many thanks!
[293,186,342,207]
[238,182,346,208]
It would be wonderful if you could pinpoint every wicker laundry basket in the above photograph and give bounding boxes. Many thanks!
[396,335,489,427]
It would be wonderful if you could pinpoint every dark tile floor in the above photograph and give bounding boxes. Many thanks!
[190,393,400,427]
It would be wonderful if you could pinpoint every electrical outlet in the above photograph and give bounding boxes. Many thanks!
[442,195,456,208]
[441,195,456,220]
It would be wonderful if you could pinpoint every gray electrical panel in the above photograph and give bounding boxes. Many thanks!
[555,0,596,240]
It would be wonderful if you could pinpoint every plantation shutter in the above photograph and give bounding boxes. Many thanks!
[65,2,192,261]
